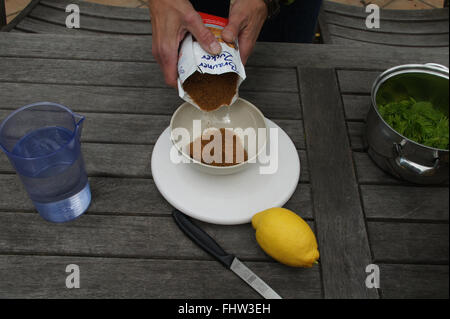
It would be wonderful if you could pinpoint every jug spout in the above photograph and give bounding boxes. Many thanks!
[74,113,85,134]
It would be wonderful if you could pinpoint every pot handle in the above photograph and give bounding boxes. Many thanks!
[393,143,440,176]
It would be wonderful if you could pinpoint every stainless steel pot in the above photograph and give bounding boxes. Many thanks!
[365,63,449,185]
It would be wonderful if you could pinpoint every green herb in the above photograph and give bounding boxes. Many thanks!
[378,98,449,149]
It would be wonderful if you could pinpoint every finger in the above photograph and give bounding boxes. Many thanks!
[159,43,179,88]
[222,12,246,43]
[184,11,221,55]
[237,33,256,65]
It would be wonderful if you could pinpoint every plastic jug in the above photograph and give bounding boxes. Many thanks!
[0,102,91,222]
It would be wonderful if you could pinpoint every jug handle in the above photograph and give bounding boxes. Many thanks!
[393,143,440,176]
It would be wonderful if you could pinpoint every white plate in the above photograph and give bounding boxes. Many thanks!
[151,119,300,225]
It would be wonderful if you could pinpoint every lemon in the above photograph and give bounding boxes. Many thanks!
[252,207,319,267]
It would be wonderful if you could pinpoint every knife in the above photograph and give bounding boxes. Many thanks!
[172,210,282,299]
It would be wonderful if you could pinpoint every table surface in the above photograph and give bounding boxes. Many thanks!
[0,33,448,299]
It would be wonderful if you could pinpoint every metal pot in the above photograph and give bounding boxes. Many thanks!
[365,63,449,185]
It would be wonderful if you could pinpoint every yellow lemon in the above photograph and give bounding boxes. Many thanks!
[252,207,319,267]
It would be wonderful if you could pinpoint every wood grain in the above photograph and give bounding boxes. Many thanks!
[41,0,150,21]
[342,95,371,121]
[299,67,377,299]
[0,83,302,120]
[322,11,449,34]
[0,212,316,262]
[0,255,322,299]
[380,264,449,299]
[337,70,381,94]
[0,145,309,182]
[29,4,152,35]
[322,1,449,21]
[0,175,314,219]
[328,24,449,47]
[369,222,449,264]
[347,121,366,150]
[353,151,403,184]
[1,33,449,69]
[0,58,299,93]
[361,185,449,222]
[16,17,115,35]
[0,32,448,299]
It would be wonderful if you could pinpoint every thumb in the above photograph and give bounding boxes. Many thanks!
[221,14,245,43]
[186,13,221,55]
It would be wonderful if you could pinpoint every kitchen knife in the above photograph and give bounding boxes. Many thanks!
[172,210,282,299]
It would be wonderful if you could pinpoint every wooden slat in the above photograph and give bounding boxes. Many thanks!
[0,110,169,146]
[353,151,449,186]
[347,121,366,150]
[0,175,170,215]
[299,68,377,299]
[283,183,313,215]
[0,143,153,178]
[0,255,322,298]
[0,58,299,93]
[0,112,305,149]
[15,17,102,35]
[353,151,405,185]
[338,70,381,94]
[250,42,449,69]
[0,212,315,262]
[0,83,303,120]
[369,221,449,264]
[322,1,450,21]
[342,95,371,120]
[330,36,406,48]
[0,33,448,69]
[298,150,310,183]
[0,175,314,219]
[52,112,167,145]
[272,120,304,151]
[0,58,166,87]
[0,144,310,182]
[328,25,449,47]
[361,185,449,222]
[0,33,152,60]
[41,0,150,21]
[380,264,449,299]
[29,4,152,35]
[323,11,450,34]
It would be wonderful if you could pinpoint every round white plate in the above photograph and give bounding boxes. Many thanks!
[151,119,300,225]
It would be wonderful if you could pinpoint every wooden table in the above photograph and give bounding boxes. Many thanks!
[0,33,448,299]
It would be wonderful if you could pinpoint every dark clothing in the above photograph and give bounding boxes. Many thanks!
[258,0,323,43]
[190,0,323,44]
[190,0,230,18]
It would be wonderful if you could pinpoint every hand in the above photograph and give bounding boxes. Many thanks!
[149,0,222,87]
[221,0,268,65]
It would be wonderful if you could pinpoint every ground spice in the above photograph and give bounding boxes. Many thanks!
[189,128,248,166]
[183,72,239,112]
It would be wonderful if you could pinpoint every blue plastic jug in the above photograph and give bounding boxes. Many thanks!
[0,102,91,222]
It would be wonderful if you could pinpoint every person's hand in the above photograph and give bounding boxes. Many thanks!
[221,0,268,65]
[149,0,222,87]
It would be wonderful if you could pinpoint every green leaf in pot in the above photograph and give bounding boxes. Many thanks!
[378,98,449,150]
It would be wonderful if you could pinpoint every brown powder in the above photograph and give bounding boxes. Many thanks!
[183,72,238,112]
[189,128,248,167]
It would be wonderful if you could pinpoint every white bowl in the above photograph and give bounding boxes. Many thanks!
[170,98,268,175]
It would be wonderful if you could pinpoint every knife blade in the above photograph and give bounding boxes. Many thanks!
[172,210,282,299]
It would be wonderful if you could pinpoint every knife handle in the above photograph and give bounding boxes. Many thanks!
[172,210,235,268]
